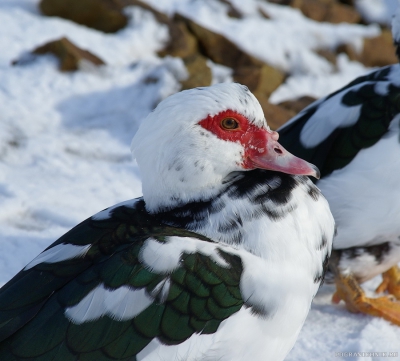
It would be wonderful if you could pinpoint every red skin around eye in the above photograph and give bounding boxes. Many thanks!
[198,110,252,142]
[198,110,269,169]
[198,109,319,178]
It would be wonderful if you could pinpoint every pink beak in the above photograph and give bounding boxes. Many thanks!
[244,129,320,179]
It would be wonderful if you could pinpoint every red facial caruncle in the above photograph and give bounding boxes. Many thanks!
[198,110,320,179]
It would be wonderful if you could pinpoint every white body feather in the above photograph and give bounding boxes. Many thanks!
[128,83,334,360]
[318,115,400,281]
[65,178,333,361]
[60,182,333,361]
[137,182,333,361]
[318,115,400,251]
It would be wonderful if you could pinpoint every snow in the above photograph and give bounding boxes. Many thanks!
[0,0,399,359]
[356,0,399,26]
[146,0,380,74]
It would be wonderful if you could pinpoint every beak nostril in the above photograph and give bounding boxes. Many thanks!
[274,147,283,155]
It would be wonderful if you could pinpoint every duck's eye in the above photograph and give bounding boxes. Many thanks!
[221,118,239,130]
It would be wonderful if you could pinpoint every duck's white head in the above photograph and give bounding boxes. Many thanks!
[132,83,319,213]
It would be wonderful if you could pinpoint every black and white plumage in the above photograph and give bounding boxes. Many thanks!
[0,83,334,361]
[278,9,400,290]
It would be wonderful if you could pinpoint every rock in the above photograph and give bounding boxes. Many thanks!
[158,20,199,59]
[121,1,199,59]
[325,2,360,23]
[278,0,360,24]
[267,0,293,4]
[336,43,358,61]
[291,0,328,22]
[316,48,337,66]
[278,96,317,114]
[174,14,285,99]
[218,0,243,19]
[337,30,397,67]
[120,0,169,23]
[39,0,127,33]
[258,7,271,19]
[176,13,264,68]
[360,30,398,67]
[339,0,354,5]
[119,4,212,89]
[233,65,285,100]
[32,37,105,71]
[180,54,212,90]
[258,101,295,130]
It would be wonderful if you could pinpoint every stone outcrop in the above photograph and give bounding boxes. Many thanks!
[35,0,398,120]
[337,29,398,67]
[233,65,285,105]
[32,37,105,71]
[260,96,318,131]
[259,102,295,130]
[157,20,199,59]
[269,0,360,24]
[172,14,285,109]
[180,54,212,90]
[278,96,317,114]
[123,1,199,59]
[360,30,398,67]
[176,14,264,69]
[217,0,243,19]
[40,0,127,33]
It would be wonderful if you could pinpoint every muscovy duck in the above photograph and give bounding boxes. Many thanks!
[0,83,334,361]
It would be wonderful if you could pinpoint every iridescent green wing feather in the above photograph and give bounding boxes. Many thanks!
[0,200,244,361]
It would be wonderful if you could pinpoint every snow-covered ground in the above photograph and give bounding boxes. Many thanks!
[1,0,400,359]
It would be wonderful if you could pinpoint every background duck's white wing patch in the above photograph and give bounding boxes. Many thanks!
[24,243,91,270]
[299,94,362,147]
